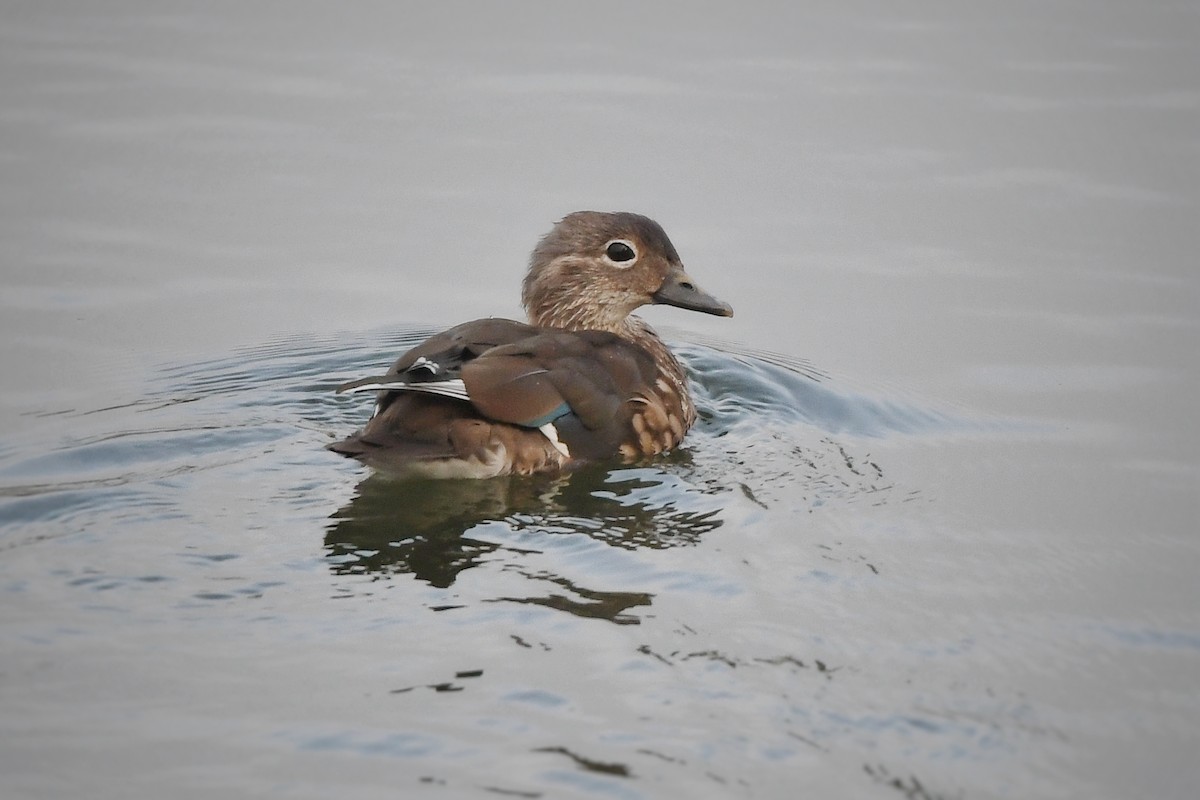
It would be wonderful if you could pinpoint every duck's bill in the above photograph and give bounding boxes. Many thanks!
[652,268,734,317]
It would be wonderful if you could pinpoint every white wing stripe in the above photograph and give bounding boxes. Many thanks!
[341,378,471,402]
[401,380,471,401]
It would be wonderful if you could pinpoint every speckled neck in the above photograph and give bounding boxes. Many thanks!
[626,317,694,425]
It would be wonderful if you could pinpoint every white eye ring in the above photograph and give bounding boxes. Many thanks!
[602,239,638,267]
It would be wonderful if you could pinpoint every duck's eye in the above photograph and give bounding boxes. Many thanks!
[604,240,637,265]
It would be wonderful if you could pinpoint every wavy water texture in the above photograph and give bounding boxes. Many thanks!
[0,326,1060,799]
[300,327,967,598]
[0,325,969,606]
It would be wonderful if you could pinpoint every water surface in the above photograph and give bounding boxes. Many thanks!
[2,3,1197,799]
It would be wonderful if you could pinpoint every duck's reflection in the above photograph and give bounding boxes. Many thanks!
[325,463,724,609]
[326,472,528,588]
[489,571,654,626]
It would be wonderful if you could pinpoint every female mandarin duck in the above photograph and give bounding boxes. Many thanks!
[328,211,732,478]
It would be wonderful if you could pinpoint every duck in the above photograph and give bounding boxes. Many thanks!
[328,211,733,478]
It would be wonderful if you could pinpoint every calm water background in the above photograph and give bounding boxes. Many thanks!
[2,2,1198,798]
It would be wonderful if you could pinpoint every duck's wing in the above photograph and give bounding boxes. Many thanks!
[335,318,538,408]
[459,330,662,460]
[331,323,663,470]
[460,331,637,425]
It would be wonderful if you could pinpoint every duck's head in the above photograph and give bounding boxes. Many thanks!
[522,211,733,333]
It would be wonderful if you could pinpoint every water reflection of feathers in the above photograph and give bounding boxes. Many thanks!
[325,463,724,589]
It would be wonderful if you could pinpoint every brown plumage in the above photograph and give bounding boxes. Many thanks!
[328,211,733,478]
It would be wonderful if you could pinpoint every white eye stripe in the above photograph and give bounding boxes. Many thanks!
[602,239,638,268]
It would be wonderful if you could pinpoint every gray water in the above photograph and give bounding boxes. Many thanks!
[2,2,1198,798]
